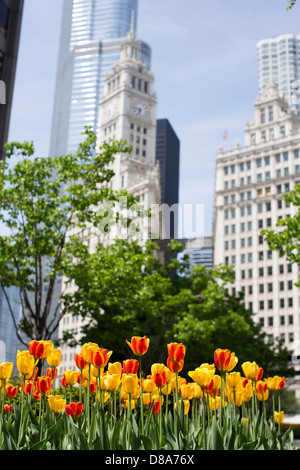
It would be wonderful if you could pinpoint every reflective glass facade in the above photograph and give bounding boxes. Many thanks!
[49,0,151,157]
[70,0,138,48]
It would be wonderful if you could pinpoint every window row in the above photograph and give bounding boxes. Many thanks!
[260,314,294,328]
[223,149,300,175]
[239,264,293,280]
[240,280,294,294]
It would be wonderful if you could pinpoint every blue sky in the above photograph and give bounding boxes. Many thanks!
[8,0,300,234]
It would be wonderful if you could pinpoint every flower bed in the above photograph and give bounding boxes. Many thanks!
[0,337,296,450]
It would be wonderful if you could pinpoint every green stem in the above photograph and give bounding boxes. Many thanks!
[202,387,206,450]
[138,356,144,434]
[87,364,91,441]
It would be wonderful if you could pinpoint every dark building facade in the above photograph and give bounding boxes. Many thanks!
[0,0,24,160]
[155,118,180,239]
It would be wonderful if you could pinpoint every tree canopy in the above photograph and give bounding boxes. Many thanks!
[61,238,294,378]
[0,129,136,345]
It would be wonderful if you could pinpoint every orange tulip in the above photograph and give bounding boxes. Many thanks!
[65,402,83,419]
[3,404,13,414]
[167,357,184,373]
[91,348,112,369]
[46,368,58,379]
[214,349,232,372]
[126,336,150,356]
[5,384,18,398]
[167,342,186,363]
[75,353,87,370]
[28,340,45,360]
[36,376,52,395]
[153,370,167,388]
[149,399,161,415]
[123,359,139,374]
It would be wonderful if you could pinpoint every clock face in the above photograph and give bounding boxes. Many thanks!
[105,102,116,120]
[132,99,149,120]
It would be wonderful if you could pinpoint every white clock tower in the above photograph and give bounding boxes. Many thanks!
[97,23,161,242]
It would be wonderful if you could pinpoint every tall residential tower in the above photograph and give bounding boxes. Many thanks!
[257,34,300,116]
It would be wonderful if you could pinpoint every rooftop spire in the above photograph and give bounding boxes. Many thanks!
[130,9,135,34]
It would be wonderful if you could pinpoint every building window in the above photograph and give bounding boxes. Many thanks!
[261,108,266,124]
[268,106,274,122]
[280,126,286,137]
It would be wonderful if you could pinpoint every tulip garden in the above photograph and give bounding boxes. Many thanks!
[0,336,297,450]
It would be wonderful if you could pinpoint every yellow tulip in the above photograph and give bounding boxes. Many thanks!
[274,411,284,425]
[228,389,244,407]
[91,365,104,378]
[151,363,167,375]
[242,361,263,382]
[47,349,62,368]
[242,382,253,402]
[190,383,202,399]
[143,378,157,394]
[48,395,66,414]
[107,362,122,377]
[123,398,136,410]
[256,389,269,402]
[226,372,242,391]
[170,375,186,392]
[0,362,13,381]
[104,374,121,392]
[161,382,172,395]
[207,395,222,411]
[265,376,285,391]
[64,370,78,386]
[211,374,221,391]
[122,373,139,395]
[16,350,35,378]
[226,353,238,372]
[175,399,190,415]
[81,342,99,364]
[181,383,195,400]
[199,363,216,373]
[97,390,110,404]
[142,392,151,406]
[40,341,54,359]
[188,367,215,388]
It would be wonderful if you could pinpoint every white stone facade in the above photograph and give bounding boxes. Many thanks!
[57,29,161,375]
[213,82,300,366]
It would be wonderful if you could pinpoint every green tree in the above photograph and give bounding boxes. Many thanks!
[262,184,300,286]
[0,129,136,346]
[63,238,293,378]
[287,0,298,10]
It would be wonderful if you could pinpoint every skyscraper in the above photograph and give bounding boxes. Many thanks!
[58,27,161,374]
[155,119,180,239]
[49,0,151,157]
[257,34,300,116]
[0,0,24,160]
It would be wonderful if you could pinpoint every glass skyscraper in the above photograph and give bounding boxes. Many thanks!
[49,0,151,157]
[257,34,300,116]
